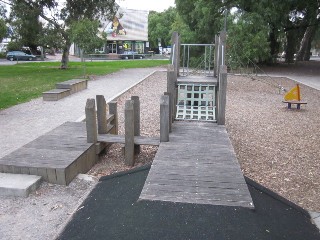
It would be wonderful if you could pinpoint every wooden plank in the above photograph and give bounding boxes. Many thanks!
[125,100,135,166]
[98,134,160,146]
[56,168,67,185]
[85,99,97,143]
[143,178,249,190]
[37,168,48,181]
[98,134,125,144]
[134,136,160,146]
[131,96,141,154]
[20,167,30,175]
[160,95,170,142]
[47,168,57,183]
[29,167,38,176]
[139,121,254,208]
[96,95,108,134]
[217,65,227,125]
[108,101,118,135]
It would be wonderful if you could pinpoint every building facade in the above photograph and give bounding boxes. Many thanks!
[100,8,149,55]
[71,8,150,57]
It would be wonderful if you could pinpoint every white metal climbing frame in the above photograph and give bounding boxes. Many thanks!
[176,83,216,122]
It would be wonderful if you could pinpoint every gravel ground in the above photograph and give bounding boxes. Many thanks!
[1,70,319,240]
[0,177,97,240]
[92,71,320,212]
[226,74,320,211]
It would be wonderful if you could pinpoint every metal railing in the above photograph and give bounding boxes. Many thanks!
[180,44,215,77]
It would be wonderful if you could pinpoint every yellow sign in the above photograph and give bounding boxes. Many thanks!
[284,84,301,101]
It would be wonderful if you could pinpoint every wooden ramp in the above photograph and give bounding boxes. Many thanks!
[0,122,96,185]
[140,121,254,208]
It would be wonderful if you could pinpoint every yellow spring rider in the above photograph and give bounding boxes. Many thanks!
[283,84,307,109]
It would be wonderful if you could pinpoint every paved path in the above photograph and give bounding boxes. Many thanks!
[0,67,164,159]
[261,61,320,90]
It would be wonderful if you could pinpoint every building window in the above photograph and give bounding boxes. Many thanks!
[123,42,132,51]
[135,42,144,53]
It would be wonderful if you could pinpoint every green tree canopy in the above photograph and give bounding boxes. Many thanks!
[175,0,320,64]
[70,18,106,54]
[3,0,117,68]
[148,7,176,48]
[9,1,43,54]
[0,3,7,42]
[227,11,270,67]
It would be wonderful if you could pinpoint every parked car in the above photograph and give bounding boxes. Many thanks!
[6,51,37,61]
[120,51,145,59]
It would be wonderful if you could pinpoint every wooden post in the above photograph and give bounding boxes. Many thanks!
[217,65,227,125]
[171,32,180,77]
[96,95,107,134]
[164,92,172,133]
[214,35,219,77]
[177,34,181,76]
[167,64,177,121]
[108,101,118,135]
[160,95,170,142]
[85,98,97,143]
[131,96,141,154]
[125,100,135,166]
[219,31,227,66]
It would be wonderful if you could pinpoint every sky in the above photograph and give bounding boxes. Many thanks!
[118,0,175,12]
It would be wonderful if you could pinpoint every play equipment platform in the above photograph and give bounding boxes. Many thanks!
[139,121,254,208]
[0,122,96,185]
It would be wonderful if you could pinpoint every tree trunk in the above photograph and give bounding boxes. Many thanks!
[304,39,312,61]
[285,29,297,63]
[61,41,71,69]
[296,25,317,61]
[269,26,279,63]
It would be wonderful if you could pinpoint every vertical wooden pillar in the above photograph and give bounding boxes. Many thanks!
[219,31,227,66]
[171,32,180,77]
[96,95,107,134]
[217,65,228,125]
[164,92,172,133]
[167,64,177,121]
[109,101,118,135]
[160,95,170,142]
[125,100,135,166]
[85,99,97,143]
[214,35,219,78]
[131,96,141,154]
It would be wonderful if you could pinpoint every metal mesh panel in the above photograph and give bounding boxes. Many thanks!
[176,84,216,122]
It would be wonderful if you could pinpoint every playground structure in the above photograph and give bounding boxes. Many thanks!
[140,32,253,208]
[283,84,307,109]
[170,31,228,124]
[0,31,253,208]
[84,95,170,167]
[81,31,253,208]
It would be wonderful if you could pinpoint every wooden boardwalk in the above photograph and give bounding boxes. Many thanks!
[0,122,96,185]
[140,121,254,208]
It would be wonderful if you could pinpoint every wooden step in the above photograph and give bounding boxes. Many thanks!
[56,79,88,94]
[43,79,88,101]
[42,88,71,101]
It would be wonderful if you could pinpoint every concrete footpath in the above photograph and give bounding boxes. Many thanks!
[261,61,320,91]
[0,67,164,159]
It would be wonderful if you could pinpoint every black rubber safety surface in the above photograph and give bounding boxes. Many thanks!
[57,165,320,240]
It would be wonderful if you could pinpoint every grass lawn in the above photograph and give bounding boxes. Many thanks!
[0,60,169,110]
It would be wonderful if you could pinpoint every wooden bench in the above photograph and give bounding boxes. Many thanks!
[43,79,87,101]
[282,101,307,109]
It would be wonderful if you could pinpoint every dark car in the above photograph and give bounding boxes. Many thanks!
[6,51,37,61]
[120,51,145,60]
